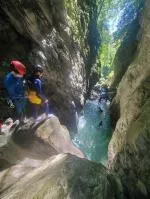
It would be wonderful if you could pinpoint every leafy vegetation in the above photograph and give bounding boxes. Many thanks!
[97,0,144,86]
[64,0,144,89]
[64,0,90,53]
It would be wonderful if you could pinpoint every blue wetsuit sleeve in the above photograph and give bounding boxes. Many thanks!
[4,74,15,99]
[4,76,10,97]
[17,79,25,97]
[34,79,46,99]
[4,76,25,99]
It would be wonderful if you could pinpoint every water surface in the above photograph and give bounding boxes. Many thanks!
[73,99,112,166]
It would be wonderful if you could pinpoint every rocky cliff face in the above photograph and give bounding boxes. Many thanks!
[65,0,100,99]
[111,17,140,89]
[0,1,79,131]
[109,0,150,197]
[0,0,100,131]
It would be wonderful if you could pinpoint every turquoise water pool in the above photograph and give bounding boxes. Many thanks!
[73,99,112,166]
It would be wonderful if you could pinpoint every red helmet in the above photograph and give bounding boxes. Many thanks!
[11,60,26,75]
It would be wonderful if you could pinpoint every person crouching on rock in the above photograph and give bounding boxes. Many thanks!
[27,66,50,120]
[4,60,27,122]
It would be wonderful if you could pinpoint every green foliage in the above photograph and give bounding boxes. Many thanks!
[100,42,119,77]
[64,0,89,51]
[97,0,120,82]
[99,70,114,86]
[64,0,101,57]
[96,0,144,84]
[65,0,144,88]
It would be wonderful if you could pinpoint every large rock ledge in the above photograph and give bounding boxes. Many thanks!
[0,116,84,168]
[0,117,123,199]
[0,154,123,199]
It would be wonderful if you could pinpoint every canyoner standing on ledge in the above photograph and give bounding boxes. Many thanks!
[27,65,51,120]
[4,60,27,122]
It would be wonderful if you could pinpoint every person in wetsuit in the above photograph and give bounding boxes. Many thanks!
[27,66,50,119]
[4,60,26,121]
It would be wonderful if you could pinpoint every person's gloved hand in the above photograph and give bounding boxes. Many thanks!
[7,99,15,109]
[42,98,48,105]
[44,99,48,103]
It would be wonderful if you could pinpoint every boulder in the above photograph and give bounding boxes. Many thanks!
[0,154,123,199]
[0,116,84,169]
